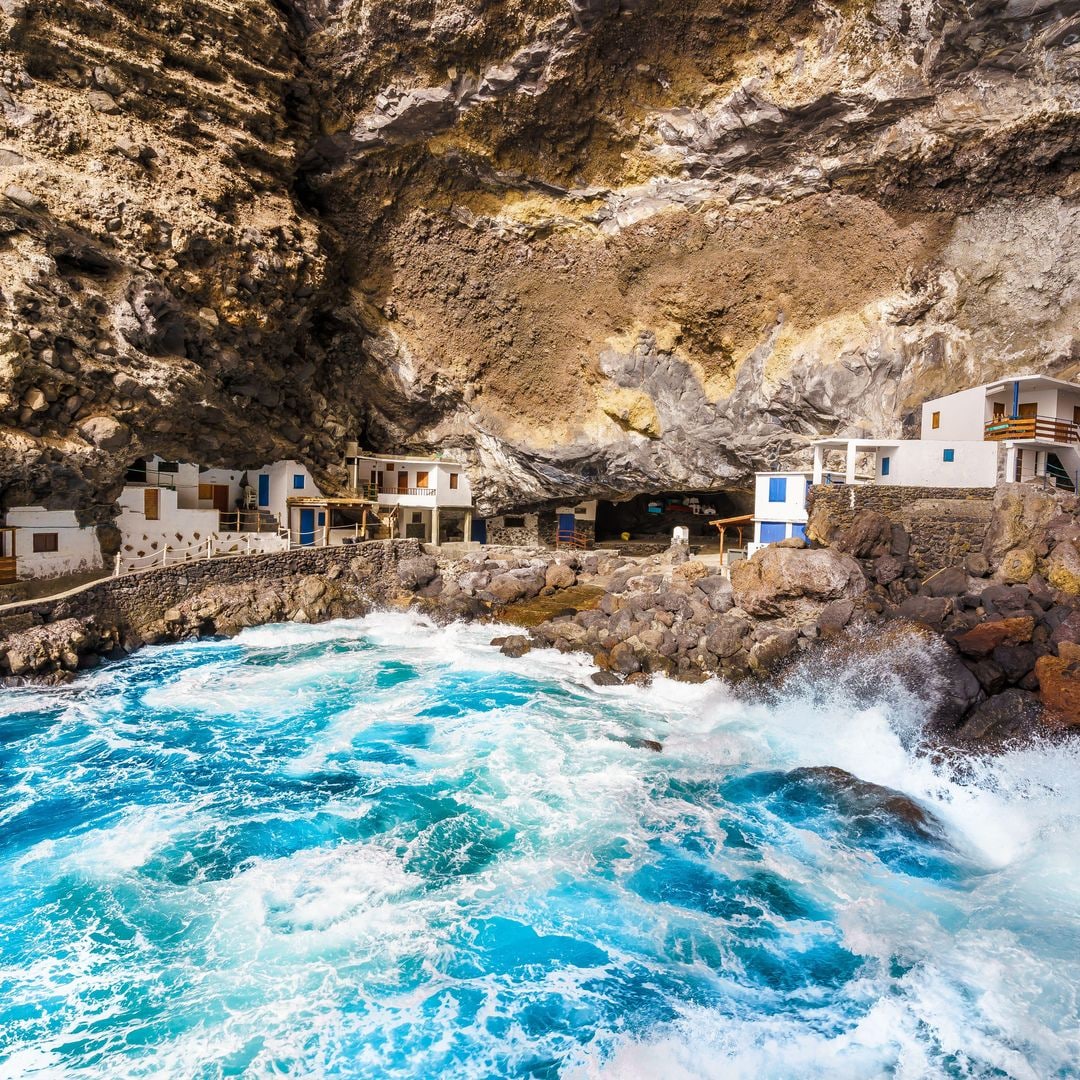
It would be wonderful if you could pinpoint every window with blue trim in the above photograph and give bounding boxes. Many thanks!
[768,477,787,503]
[943,449,955,463]
[293,474,305,489]
[881,456,890,476]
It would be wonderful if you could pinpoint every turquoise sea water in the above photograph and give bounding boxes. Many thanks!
[1,612,1078,1079]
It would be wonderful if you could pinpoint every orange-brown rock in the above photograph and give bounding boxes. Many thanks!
[954,617,1035,658]
[1035,647,1080,728]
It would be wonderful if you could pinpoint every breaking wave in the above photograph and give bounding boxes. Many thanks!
[1,612,1077,1078]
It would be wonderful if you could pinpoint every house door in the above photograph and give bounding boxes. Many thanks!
[299,508,316,545]
[144,488,159,520]
[212,485,230,513]
[258,475,269,507]
[398,471,409,493]
[1018,402,1037,419]
[558,513,576,540]
[471,518,487,543]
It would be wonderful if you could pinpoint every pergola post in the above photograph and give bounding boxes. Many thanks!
[431,507,441,546]
[812,445,824,485]
[845,441,857,485]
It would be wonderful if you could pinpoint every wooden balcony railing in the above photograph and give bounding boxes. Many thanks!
[378,487,433,497]
[984,416,1080,443]
[0,556,16,585]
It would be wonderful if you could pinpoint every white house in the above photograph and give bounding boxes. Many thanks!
[117,455,290,571]
[747,472,811,556]
[1,508,104,580]
[812,374,1080,492]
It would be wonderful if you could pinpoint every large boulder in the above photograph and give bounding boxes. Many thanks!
[952,689,1043,748]
[1035,644,1080,727]
[923,566,968,597]
[1046,542,1080,596]
[397,555,439,589]
[544,562,576,590]
[983,486,1060,565]
[834,510,893,559]
[998,547,1036,584]
[731,546,866,617]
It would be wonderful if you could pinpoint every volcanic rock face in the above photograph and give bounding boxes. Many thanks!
[2,0,1080,516]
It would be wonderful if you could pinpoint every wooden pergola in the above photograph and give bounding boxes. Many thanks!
[707,514,753,559]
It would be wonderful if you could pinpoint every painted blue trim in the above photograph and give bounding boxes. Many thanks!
[292,474,305,490]
[760,521,787,544]
[943,448,955,463]
[881,456,890,476]
[791,523,807,541]
[299,508,316,545]
[768,477,787,503]
[1012,380,1020,419]
[257,475,269,507]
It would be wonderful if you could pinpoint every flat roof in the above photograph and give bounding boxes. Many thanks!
[350,453,466,465]
[982,374,1080,394]
[812,438,901,449]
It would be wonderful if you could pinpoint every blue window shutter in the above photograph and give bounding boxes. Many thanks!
[257,475,269,506]
[881,456,890,476]
[760,521,787,543]
[791,523,807,541]
[293,474,305,489]
[943,449,955,463]
[768,477,787,503]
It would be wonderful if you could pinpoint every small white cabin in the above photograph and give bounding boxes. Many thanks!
[748,472,811,556]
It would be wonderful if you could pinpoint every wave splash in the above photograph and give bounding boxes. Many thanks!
[0,613,1077,1078]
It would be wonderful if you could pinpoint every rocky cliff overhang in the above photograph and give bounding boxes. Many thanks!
[0,0,1078,519]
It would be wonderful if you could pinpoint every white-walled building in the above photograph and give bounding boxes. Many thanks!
[1,508,103,580]
[812,374,1080,492]
[117,455,290,570]
[747,472,810,556]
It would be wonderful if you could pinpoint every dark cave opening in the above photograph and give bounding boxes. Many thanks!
[594,489,750,551]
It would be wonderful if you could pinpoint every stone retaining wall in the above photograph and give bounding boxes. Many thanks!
[0,540,421,641]
[808,484,997,573]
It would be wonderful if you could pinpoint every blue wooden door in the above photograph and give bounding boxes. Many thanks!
[299,509,316,545]
[257,474,269,507]
[471,518,487,543]
[759,521,787,544]
[558,513,576,540]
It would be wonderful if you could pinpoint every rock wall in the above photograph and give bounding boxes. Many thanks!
[808,484,996,573]
[1,1,1079,518]
[0,539,422,656]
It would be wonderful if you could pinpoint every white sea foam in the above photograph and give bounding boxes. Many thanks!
[2,612,1078,1079]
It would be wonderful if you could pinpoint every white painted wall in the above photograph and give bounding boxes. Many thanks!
[4,508,103,579]
[921,386,988,441]
[875,440,999,487]
[751,472,810,550]
[555,499,598,522]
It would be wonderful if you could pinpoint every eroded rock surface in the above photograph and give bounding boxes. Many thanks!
[1,1,1079,515]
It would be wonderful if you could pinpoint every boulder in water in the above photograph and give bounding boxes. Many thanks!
[783,766,946,842]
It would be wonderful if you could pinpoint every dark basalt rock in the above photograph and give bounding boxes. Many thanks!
[606,734,662,752]
[952,689,1043,749]
[783,766,947,842]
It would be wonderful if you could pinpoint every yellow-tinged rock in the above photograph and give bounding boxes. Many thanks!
[999,547,1036,583]
[1047,542,1080,595]
[600,388,661,439]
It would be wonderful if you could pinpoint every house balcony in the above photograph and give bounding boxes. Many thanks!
[984,416,1079,444]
